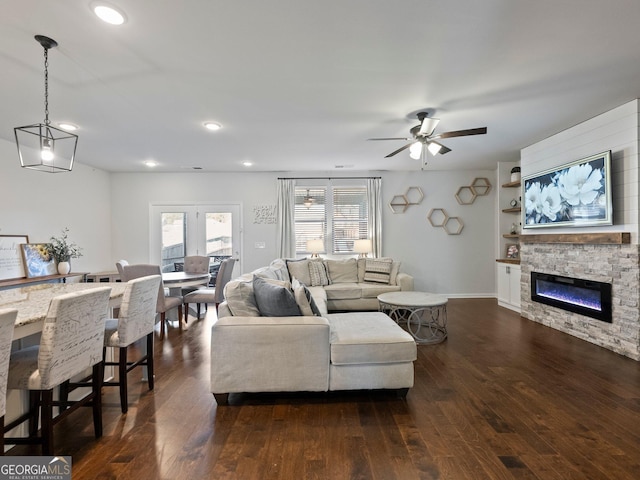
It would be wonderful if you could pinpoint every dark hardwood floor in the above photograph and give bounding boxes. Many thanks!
[8,299,640,479]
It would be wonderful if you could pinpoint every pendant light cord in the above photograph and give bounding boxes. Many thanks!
[43,46,50,126]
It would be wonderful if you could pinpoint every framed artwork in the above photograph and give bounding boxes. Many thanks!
[506,244,519,259]
[523,151,612,229]
[0,235,29,281]
[20,243,57,278]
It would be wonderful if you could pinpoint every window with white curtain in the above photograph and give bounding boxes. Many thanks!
[294,184,369,255]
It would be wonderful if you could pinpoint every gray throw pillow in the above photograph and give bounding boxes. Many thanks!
[253,276,301,317]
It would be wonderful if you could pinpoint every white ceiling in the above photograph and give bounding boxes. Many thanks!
[3,0,640,173]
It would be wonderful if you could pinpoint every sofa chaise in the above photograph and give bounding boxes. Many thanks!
[210,257,417,404]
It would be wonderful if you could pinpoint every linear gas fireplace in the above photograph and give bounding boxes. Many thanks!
[530,272,612,323]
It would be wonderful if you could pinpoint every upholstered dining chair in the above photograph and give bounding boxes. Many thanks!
[116,259,129,281]
[5,287,111,455]
[181,255,210,295]
[0,308,17,454]
[183,257,236,321]
[122,264,183,338]
[103,275,161,414]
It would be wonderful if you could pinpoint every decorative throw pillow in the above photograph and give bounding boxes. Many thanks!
[325,258,358,283]
[363,258,393,284]
[286,258,312,286]
[223,279,260,317]
[361,257,401,284]
[253,276,301,317]
[292,278,322,316]
[308,260,330,286]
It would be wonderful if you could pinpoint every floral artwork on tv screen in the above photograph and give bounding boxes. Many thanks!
[523,151,612,229]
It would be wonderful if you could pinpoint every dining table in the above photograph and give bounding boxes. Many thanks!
[161,271,210,295]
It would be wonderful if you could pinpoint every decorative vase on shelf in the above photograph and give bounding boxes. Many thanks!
[57,261,71,275]
[510,166,521,182]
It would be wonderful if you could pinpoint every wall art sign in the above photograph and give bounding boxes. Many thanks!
[253,205,277,224]
[0,235,29,281]
[523,151,612,229]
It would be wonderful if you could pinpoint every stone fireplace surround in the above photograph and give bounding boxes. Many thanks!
[519,233,640,361]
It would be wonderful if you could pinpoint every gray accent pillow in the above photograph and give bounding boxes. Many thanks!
[253,276,301,317]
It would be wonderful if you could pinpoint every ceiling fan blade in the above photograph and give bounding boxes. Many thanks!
[436,127,487,139]
[419,117,440,136]
[426,140,452,155]
[385,143,413,158]
[368,137,410,141]
[434,141,451,154]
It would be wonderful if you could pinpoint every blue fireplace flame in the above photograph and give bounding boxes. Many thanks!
[536,279,602,311]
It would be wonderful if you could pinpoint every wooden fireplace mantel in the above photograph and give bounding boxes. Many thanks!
[519,232,630,245]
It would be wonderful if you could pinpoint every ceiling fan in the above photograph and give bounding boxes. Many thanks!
[369,111,487,159]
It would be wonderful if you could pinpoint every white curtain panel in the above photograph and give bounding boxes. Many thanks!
[277,178,296,258]
[367,178,382,258]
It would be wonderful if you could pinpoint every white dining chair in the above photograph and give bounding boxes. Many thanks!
[5,287,111,455]
[0,308,17,454]
[183,258,236,321]
[103,275,161,413]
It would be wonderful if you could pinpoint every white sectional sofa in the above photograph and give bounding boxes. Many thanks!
[210,258,417,404]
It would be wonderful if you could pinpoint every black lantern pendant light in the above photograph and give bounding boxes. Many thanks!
[14,35,78,173]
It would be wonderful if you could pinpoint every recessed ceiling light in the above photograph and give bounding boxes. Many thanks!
[204,122,222,131]
[144,160,157,167]
[243,161,253,167]
[92,3,127,25]
[57,122,78,131]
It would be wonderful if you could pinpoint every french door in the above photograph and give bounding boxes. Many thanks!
[149,203,242,276]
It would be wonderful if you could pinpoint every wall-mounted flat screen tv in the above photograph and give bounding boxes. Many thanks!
[523,151,612,229]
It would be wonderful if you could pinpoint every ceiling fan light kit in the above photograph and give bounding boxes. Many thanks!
[14,35,78,173]
[303,189,315,208]
[370,110,487,164]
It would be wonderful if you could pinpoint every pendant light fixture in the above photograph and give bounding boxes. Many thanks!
[14,35,78,173]
[303,189,315,209]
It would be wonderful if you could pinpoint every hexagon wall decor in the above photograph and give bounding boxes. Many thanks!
[428,208,464,235]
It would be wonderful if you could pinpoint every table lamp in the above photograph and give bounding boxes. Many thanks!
[306,239,325,258]
[353,239,372,258]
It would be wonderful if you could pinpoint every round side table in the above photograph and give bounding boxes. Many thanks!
[378,291,448,344]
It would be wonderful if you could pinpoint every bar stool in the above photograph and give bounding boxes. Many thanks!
[0,309,17,454]
[5,287,111,455]
[102,275,161,413]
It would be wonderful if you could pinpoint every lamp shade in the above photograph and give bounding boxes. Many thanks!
[306,239,324,254]
[409,142,422,160]
[353,239,372,254]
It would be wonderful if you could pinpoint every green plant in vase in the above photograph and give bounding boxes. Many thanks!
[47,227,82,274]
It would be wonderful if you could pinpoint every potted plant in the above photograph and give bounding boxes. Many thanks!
[47,227,82,274]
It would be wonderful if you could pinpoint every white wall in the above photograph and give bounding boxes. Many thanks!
[521,99,639,241]
[0,135,497,296]
[0,138,112,273]
[110,169,497,296]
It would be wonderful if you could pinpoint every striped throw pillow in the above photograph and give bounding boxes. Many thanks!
[363,258,393,284]
[308,260,330,286]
